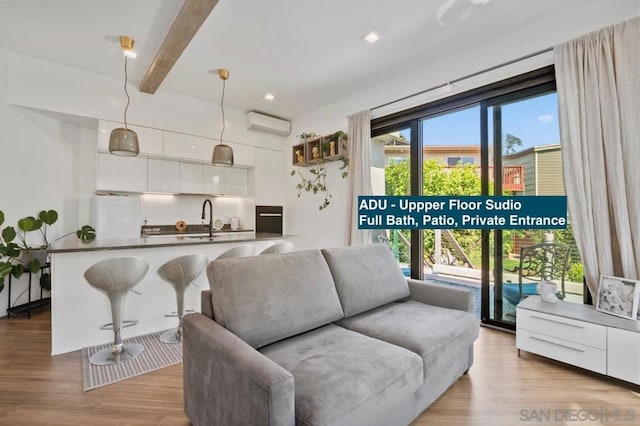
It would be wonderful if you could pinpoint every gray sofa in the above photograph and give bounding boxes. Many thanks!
[183,244,480,426]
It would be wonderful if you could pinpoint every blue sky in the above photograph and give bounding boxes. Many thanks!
[399,92,560,151]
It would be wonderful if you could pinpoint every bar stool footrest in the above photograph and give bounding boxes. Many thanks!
[99,320,139,330]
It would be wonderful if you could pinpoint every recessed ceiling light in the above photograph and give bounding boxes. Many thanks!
[264,93,275,100]
[361,31,381,44]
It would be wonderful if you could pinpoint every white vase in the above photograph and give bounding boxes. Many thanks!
[537,280,558,303]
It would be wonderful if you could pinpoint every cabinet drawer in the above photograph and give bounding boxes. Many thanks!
[517,329,606,374]
[517,308,606,349]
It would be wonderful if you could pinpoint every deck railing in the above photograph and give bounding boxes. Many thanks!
[443,165,525,192]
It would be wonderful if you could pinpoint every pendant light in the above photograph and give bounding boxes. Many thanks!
[109,36,140,156]
[212,68,234,166]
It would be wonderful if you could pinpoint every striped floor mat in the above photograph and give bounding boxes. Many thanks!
[81,330,182,392]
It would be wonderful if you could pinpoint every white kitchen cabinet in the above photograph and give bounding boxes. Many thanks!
[99,120,163,156]
[203,165,225,195]
[226,142,255,167]
[179,162,204,194]
[607,328,640,385]
[148,159,179,193]
[224,168,248,196]
[164,132,212,162]
[254,148,285,205]
[96,152,148,192]
[202,166,248,196]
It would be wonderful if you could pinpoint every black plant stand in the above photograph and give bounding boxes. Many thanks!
[6,263,51,319]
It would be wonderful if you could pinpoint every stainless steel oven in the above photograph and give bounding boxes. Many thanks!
[255,206,283,234]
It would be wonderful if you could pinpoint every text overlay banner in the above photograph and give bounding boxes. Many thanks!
[358,196,567,230]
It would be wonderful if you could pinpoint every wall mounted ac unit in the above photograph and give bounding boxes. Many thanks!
[246,111,291,136]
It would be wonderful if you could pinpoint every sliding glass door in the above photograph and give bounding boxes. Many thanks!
[371,126,414,273]
[420,107,483,318]
[372,66,582,330]
[484,90,583,327]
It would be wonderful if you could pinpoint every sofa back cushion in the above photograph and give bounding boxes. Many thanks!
[322,244,410,317]
[208,249,344,349]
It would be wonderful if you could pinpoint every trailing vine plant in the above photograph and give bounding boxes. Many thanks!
[291,131,349,210]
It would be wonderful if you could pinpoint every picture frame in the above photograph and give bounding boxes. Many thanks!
[595,275,640,320]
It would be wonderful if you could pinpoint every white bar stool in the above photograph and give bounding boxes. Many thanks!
[157,254,208,344]
[259,242,295,255]
[83,256,149,365]
[216,245,255,259]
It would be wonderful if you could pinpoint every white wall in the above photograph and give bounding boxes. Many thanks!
[0,49,97,315]
[7,53,286,150]
[285,1,640,251]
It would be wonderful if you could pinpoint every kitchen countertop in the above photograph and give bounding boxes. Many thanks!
[140,223,254,237]
[49,232,293,253]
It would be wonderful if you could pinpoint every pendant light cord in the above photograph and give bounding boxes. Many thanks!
[123,56,131,130]
[219,78,226,145]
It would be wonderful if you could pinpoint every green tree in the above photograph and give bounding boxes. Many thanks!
[385,160,484,265]
[385,159,524,267]
[504,133,523,154]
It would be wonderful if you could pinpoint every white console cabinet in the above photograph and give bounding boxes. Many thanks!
[607,327,640,384]
[517,296,640,385]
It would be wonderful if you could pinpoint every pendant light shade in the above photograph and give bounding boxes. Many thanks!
[212,143,234,166]
[109,36,140,156]
[212,68,234,166]
[109,128,140,156]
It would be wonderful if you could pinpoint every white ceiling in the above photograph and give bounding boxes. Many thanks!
[0,0,636,119]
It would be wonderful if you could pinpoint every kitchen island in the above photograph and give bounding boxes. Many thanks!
[49,232,292,355]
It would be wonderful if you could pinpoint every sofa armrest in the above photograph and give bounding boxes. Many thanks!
[407,279,474,313]
[200,289,214,319]
[183,313,295,426]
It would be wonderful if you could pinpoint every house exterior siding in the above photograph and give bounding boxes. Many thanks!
[536,148,565,195]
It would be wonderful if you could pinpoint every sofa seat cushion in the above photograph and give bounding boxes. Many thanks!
[260,324,423,426]
[322,244,410,317]
[208,249,344,349]
[337,301,479,379]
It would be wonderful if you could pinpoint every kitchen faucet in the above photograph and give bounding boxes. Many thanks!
[201,199,213,238]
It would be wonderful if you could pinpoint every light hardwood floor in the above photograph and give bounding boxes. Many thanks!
[1,309,639,426]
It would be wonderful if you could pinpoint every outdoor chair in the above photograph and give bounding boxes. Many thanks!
[502,242,572,307]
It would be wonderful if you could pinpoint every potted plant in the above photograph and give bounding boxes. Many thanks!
[0,210,19,293]
[14,210,59,276]
[0,209,95,293]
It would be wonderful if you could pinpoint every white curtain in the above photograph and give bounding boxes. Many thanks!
[555,17,640,298]
[345,110,372,245]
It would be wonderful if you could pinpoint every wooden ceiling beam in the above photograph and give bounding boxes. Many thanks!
[139,0,220,94]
